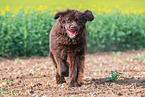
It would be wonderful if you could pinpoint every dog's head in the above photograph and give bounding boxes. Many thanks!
[54,9,94,39]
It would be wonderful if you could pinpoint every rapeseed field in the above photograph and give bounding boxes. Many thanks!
[0,0,145,56]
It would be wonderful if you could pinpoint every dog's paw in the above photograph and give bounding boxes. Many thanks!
[69,82,79,87]
[56,77,66,84]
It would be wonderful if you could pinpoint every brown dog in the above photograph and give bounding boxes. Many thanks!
[49,9,94,87]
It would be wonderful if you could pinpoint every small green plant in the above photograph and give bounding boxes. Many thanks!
[0,78,14,95]
[11,91,15,97]
[112,52,121,57]
[0,91,9,94]
[14,58,23,64]
[4,78,13,85]
[0,90,14,96]
[133,56,145,61]
[105,70,125,82]
[0,78,13,86]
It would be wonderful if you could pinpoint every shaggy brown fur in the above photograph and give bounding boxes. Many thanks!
[49,9,94,87]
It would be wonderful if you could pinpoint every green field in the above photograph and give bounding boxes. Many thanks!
[0,0,145,12]
[0,0,145,56]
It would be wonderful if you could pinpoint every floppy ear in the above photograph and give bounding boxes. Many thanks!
[83,10,94,21]
[54,9,69,19]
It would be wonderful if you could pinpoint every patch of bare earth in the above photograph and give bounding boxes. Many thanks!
[0,50,145,97]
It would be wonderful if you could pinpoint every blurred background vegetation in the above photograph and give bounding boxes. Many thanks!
[0,0,145,11]
[0,0,145,56]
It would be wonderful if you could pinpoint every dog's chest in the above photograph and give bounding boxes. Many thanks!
[59,44,84,59]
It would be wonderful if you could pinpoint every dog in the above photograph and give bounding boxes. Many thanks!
[49,9,94,87]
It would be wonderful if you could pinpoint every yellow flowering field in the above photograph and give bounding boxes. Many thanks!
[0,0,145,56]
[0,0,145,14]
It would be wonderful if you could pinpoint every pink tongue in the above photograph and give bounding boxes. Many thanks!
[65,26,76,38]
[70,31,75,34]
[67,30,76,38]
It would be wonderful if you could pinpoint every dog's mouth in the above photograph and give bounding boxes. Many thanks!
[65,26,77,39]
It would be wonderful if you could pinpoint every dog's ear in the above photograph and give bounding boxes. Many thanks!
[54,9,69,19]
[83,10,94,21]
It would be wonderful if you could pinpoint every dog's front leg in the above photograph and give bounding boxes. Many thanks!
[53,54,68,84]
[68,55,84,87]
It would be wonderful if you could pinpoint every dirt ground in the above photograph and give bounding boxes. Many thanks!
[0,50,145,97]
